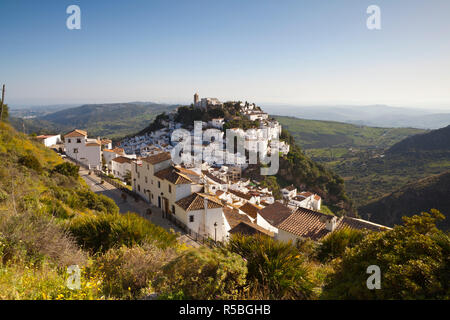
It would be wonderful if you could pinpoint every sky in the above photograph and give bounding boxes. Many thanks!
[1,0,450,109]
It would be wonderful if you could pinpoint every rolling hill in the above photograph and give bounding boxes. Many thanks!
[11,102,179,140]
[359,172,450,230]
[275,116,450,210]
[264,104,450,129]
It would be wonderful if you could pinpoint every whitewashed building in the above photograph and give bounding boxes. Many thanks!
[64,130,102,170]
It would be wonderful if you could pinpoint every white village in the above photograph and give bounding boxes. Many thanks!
[40,93,389,244]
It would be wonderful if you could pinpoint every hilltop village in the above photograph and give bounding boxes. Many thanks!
[44,94,388,243]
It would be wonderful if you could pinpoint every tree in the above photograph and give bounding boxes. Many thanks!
[322,210,450,299]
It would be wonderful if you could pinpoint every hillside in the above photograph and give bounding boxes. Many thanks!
[337,125,450,206]
[359,172,450,230]
[0,121,178,299]
[275,116,424,158]
[388,125,450,153]
[136,105,353,214]
[11,102,179,140]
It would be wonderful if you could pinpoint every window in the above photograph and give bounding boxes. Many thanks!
[138,185,141,192]
[138,172,140,179]
[171,205,175,214]
[68,139,71,143]
[76,138,81,143]
[73,148,78,153]
[168,185,172,193]
[147,164,149,170]
[145,177,148,183]
[151,194,154,199]
[189,215,194,223]
[151,179,153,185]
[158,181,161,188]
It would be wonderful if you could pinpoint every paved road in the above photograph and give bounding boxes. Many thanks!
[79,167,200,248]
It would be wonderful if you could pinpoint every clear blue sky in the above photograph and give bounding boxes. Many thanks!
[1,0,450,109]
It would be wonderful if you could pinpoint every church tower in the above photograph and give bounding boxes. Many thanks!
[194,92,199,106]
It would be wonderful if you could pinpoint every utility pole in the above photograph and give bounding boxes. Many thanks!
[0,84,5,121]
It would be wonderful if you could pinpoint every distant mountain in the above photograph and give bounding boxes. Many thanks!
[359,172,450,230]
[11,102,179,140]
[264,104,450,129]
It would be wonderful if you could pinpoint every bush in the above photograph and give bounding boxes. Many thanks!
[322,210,450,299]
[74,190,119,214]
[92,243,177,299]
[0,210,86,267]
[153,247,247,300]
[18,154,42,172]
[227,234,317,299]
[69,212,178,253]
[316,228,367,263]
[52,162,79,178]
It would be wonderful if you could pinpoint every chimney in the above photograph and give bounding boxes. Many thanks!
[325,216,338,232]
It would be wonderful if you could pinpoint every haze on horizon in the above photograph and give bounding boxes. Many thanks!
[1,0,450,110]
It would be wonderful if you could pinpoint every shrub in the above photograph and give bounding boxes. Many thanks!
[0,261,104,300]
[18,154,42,172]
[69,212,177,253]
[227,234,317,299]
[153,247,247,300]
[74,190,119,214]
[52,162,79,178]
[0,210,86,267]
[92,243,177,299]
[322,210,450,299]
[316,228,367,263]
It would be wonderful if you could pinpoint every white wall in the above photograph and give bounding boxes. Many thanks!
[256,213,279,234]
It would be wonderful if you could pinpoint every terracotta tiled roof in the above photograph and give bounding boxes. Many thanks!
[113,147,125,155]
[36,135,58,139]
[223,207,251,229]
[258,202,293,227]
[175,193,223,212]
[103,149,114,153]
[277,207,389,241]
[202,170,227,184]
[314,195,321,201]
[283,185,296,192]
[238,202,261,219]
[154,167,192,185]
[85,140,101,147]
[101,139,112,145]
[228,189,253,201]
[143,152,171,165]
[64,129,87,137]
[229,221,274,237]
[298,191,313,198]
[112,156,132,164]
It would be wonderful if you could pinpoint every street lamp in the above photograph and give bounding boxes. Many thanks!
[214,222,218,242]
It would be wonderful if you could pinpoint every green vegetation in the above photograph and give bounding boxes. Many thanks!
[316,229,367,263]
[69,212,177,253]
[52,162,79,178]
[11,102,179,140]
[227,234,317,299]
[154,247,247,300]
[322,211,449,299]
[2,106,449,300]
[275,116,450,217]
[359,171,450,230]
